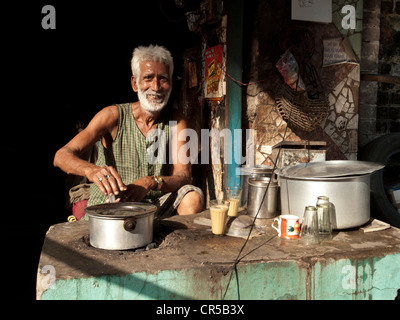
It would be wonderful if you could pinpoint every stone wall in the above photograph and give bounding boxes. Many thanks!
[246,0,364,165]
[359,0,381,147]
[359,0,400,148]
[377,0,400,134]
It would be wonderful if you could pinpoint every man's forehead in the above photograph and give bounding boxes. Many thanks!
[140,60,169,73]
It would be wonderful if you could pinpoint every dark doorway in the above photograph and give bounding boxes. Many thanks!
[4,0,200,300]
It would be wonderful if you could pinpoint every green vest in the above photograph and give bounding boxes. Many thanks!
[87,103,172,207]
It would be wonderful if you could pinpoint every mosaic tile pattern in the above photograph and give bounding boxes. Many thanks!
[247,0,364,164]
[321,65,360,159]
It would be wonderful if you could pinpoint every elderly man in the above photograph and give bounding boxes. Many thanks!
[54,45,204,220]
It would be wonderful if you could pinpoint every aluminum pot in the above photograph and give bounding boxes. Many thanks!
[239,165,275,206]
[277,161,384,230]
[247,177,279,219]
[85,202,157,250]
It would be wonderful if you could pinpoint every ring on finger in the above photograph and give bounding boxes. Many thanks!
[105,174,111,179]
[99,177,103,182]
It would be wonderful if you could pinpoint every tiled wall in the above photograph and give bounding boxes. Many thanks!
[246,0,364,164]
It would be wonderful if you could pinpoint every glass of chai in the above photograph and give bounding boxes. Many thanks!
[226,186,242,217]
[210,201,230,236]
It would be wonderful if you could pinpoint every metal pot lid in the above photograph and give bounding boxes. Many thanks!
[277,160,384,179]
[239,165,274,175]
[248,177,277,187]
[85,202,157,219]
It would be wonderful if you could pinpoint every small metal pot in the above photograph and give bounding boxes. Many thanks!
[85,202,157,250]
[247,177,279,219]
[239,165,275,206]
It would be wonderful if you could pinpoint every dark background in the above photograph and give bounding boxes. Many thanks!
[3,1,200,300]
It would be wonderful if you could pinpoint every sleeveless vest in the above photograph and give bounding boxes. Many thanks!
[87,103,171,206]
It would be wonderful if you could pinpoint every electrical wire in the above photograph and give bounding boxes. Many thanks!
[199,28,274,88]
[222,78,298,300]
[159,0,186,23]
[198,25,299,300]
[198,18,306,299]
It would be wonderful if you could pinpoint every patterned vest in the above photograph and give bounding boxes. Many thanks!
[87,103,172,206]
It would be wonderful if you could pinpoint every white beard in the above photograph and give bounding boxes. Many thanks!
[137,87,171,114]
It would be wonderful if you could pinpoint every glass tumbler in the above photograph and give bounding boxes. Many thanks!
[316,196,329,207]
[299,206,319,245]
[209,200,230,236]
[316,204,332,240]
[226,186,242,217]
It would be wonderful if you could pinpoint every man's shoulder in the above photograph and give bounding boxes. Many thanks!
[102,103,133,118]
[109,102,133,114]
[169,108,188,132]
[100,104,119,117]
[114,102,132,109]
[93,104,121,128]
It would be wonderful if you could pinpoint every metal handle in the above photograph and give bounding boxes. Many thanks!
[123,218,137,231]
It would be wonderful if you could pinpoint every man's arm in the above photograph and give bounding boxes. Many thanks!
[161,108,192,190]
[53,105,126,196]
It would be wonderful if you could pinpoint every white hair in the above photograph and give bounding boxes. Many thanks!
[130,45,174,79]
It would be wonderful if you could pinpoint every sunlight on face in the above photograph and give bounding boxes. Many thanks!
[137,61,172,113]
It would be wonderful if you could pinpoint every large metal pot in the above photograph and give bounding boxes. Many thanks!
[85,202,157,250]
[277,161,384,230]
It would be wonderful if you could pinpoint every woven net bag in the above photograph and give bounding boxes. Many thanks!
[275,82,329,132]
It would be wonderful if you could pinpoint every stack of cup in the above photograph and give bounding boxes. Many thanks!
[316,196,332,240]
[299,206,319,245]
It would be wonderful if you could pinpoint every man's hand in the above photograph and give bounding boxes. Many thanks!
[87,165,127,197]
[119,176,156,202]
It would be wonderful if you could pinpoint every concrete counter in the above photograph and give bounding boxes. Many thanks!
[37,210,400,300]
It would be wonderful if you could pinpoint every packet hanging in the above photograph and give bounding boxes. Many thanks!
[276,50,306,92]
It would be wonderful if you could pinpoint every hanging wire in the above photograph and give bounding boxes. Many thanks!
[199,27,274,88]
[222,91,295,299]
[198,19,306,299]
[159,0,187,23]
